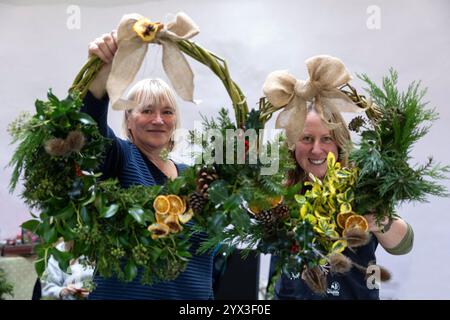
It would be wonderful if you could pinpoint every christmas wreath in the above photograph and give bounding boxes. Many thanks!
[8,12,253,284]
[253,69,449,294]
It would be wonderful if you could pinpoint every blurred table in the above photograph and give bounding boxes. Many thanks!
[0,254,37,300]
[1,244,35,256]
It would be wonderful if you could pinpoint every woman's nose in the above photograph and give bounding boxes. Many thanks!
[151,112,164,124]
[311,141,323,154]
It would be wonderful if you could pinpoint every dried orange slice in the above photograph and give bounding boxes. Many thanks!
[178,208,194,224]
[180,196,187,213]
[336,212,354,229]
[167,195,185,215]
[248,204,261,214]
[249,195,283,214]
[147,223,169,240]
[153,195,170,214]
[345,214,369,232]
[269,195,283,207]
[133,18,163,42]
[164,214,183,233]
[155,211,169,224]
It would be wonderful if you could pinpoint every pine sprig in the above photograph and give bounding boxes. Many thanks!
[352,70,449,217]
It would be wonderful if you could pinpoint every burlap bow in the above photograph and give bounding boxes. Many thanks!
[107,12,200,110]
[263,55,364,149]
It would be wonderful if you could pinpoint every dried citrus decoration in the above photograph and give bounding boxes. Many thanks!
[147,223,170,240]
[249,195,283,214]
[155,211,169,224]
[336,211,354,229]
[167,195,185,215]
[178,209,194,224]
[153,195,170,214]
[345,214,369,232]
[133,18,163,42]
[164,214,183,233]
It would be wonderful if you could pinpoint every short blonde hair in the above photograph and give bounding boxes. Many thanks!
[122,78,180,151]
[286,101,352,186]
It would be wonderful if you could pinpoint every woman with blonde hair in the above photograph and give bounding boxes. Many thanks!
[80,31,214,299]
[264,55,414,300]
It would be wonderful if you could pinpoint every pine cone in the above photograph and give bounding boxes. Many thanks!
[249,201,289,226]
[196,166,219,198]
[254,204,289,224]
[272,204,290,221]
[254,209,274,225]
[348,116,366,133]
[188,191,207,215]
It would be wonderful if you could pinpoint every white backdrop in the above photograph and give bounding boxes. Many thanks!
[1,0,449,299]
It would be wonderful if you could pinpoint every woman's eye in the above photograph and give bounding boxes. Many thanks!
[322,136,333,143]
[142,109,151,114]
[302,136,312,143]
[163,110,174,115]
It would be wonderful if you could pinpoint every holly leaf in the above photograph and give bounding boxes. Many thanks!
[101,204,119,218]
[35,99,45,116]
[78,113,97,126]
[47,89,60,106]
[128,207,145,224]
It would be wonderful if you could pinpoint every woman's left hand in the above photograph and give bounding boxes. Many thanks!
[364,213,389,233]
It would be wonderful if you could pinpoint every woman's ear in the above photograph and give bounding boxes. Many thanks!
[126,111,132,130]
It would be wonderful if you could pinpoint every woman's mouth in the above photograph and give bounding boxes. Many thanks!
[309,158,326,165]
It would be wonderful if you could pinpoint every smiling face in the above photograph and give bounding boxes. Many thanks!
[294,111,339,180]
[123,79,179,152]
[127,102,176,151]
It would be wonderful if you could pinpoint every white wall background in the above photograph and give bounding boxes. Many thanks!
[1,0,449,299]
